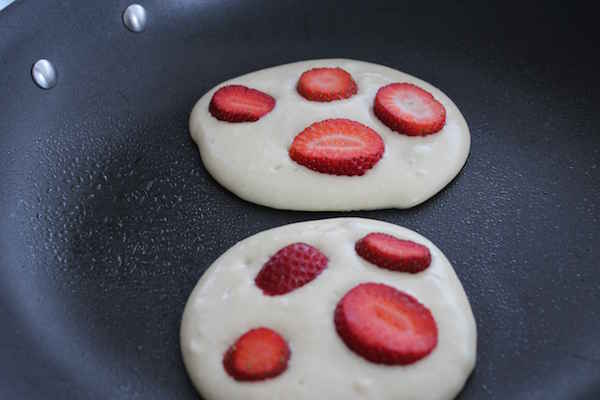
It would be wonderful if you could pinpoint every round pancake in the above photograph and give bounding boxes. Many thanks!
[189,59,470,210]
[181,218,477,400]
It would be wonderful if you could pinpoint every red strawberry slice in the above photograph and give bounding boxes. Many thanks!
[209,84,275,122]
[334,283,438,365]
[289,119,384,176]
[255,243,328,296]
[297,67,358,102]
[223,327,290,381]
[355,233,431,273]
[374,83,446,136]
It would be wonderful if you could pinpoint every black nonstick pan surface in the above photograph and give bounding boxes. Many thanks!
[1,1,599,399]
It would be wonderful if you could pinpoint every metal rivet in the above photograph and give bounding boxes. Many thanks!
[123,4,147,33]
[31,59,57,89]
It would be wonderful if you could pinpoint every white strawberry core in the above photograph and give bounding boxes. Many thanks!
[310,134,364,151]
[374,302,413,332]
[392,92,433,120]
[377,240,406,254]
[314,73,340,89]
[230,97,265,112]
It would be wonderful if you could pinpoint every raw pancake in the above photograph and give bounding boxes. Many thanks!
[180,218,477,400]
[189,59,470,210]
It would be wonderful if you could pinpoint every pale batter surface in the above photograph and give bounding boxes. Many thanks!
[189,59,471,210]
[181,218,476,400]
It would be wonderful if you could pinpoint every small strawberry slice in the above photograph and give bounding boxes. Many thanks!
[255,242,328,296]
[223,327,290,381]
[209,84,275,122]
[297,67,358,102]
[374,83,446,136]
[289,119,384,176]
[355,233,431,273]
[334,283,438,365]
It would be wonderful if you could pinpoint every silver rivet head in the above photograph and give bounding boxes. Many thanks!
[31,59,57,89]
[123,4,147,33]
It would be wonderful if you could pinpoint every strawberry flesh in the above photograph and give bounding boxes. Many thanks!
[209,84,275,122]
[334,283,437,365]
[297,67,358,102]
[356,232,431,273]
[255,243,328,296]
[289,118,384,176]
[374,83,446,136]
[223,327,290,381]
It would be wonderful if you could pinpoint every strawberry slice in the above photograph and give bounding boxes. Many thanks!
[334,283,438,365]
[223,327,290,381]
[374,83,446,136]
[355,233,431,273]
[289,119,384,176]
[297,67,358,102]
[209,84,275,122]
[255,243,328,296]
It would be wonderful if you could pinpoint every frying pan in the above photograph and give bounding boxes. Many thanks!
[1,1,599,399]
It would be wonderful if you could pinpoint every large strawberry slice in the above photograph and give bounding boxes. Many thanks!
[374,83,446,136]
[223,327,290,381]
[297,67,358,102]
[255,243,328,296]
[334,283,438,365]
[355,232,431,273]
[289,119,384,176]
[209,84,275,122]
